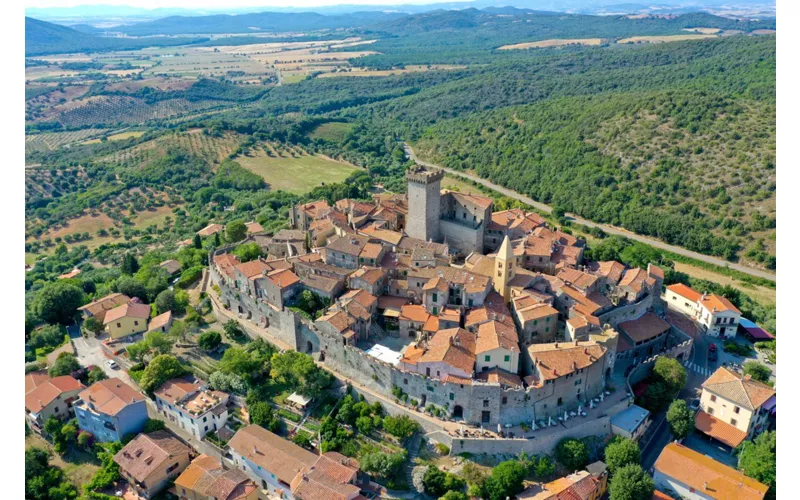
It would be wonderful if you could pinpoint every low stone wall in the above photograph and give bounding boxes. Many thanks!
[449,415,613,456]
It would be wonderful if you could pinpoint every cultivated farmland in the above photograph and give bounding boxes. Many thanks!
[498,38,606,50]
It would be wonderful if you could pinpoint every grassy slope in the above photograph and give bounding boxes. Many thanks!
[235,149,360,194]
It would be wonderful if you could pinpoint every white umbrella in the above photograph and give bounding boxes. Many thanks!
[497,423,502,434]
[564,410,569,421]
[531,420,537,431]
[599,393,604,402]
[548,416,553,427]
[589,399,595,409]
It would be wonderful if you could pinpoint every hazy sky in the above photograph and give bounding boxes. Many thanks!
[26,0,469,7]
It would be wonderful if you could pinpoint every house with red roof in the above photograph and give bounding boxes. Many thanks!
[25,371,85,433]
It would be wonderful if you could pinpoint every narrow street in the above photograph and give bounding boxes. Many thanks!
[403,143,776,282]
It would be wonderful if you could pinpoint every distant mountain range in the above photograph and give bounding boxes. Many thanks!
[26,0,776,26]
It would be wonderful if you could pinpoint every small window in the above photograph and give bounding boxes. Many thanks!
[404,378,408,385]
[708,407,714,415]
[731,418,738,426]
[134,320,138,326]
[427,386,434,392]
[203,416,207,422]
[117,322,121,328]
[504,355,510,362]
[710,395,717,402]
[484,355,491,362]
[449,393,455,401]
[533,320,538,326]
[734,406,740,414]
[501,397,507,405]
[432,293,438,302]
[483,400,489,408]
[557,397,563,406]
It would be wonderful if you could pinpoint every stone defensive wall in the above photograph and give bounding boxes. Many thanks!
[209,248,628,442]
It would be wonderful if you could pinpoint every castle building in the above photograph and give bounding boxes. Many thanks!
[405,165,493,255]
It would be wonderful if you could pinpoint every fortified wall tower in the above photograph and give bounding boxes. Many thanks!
[406,165,444,242]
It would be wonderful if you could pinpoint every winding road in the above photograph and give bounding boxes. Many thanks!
[403,143,776,282]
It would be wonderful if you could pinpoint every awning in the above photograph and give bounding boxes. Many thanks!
[287,392,312,407]
[695,410,746,448]
[383,309,400,318]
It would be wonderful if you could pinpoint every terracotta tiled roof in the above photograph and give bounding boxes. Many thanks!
[267,269,302,289]
[400,304,430,323]
[702,367,775,410]
[298,200,330,218]
[78,293,132,322]
[214,254,241,279]
[376,295,408,310]
[228,425,317,485]
[148,311,172,332]
[449,191,493,209]
[302,275,342,294]
[618,268,648,292]
[159,259,182,275]
[341,289,377,310]
[235,259,273,279]
[475,368,523,388]
[350,266,386,286]
[652,491,672,500]
[154,378,203,405]
[79,378,144,416]
[476,320,519,353]
[245,221,264,234]
[666,283,702,303]
[515,301,558,323]
[418,328,476,375]
[694,410,747,448]
[359,225,404,245]
[423,276,449,292]
[326,234,369,256]
[114,431,191,483]
[528,341,606,384]
[197,223,224,236]
[25,370,51,394]
[423,315,439,333]
[618,312,670,343]
[175,455,257,500]
[318,310,356,334]
[397,237,449,257]
[654,442,767,500]
[556,268,598,290]
[25,375,85,413]
[699,294,742,315]
[103,302,151,325]
[359,243,384,260]
[587,260,626,285]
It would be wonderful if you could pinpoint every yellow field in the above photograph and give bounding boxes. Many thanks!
[682,27,722,34]
[235,147,360,194]
[25,66,80,80]
[318,65,465,78]
[618,34,718,44]
[82,130,145,144]
[674,262,775,306]
[498,38,604,50]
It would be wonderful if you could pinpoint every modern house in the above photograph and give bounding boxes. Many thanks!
[114,430,192,499]
[104,301,152,339]
[74,378,148,442]
[154,377,229,439]
[695,367,776,451]
[696,293,742,338]
[25,371,85,434]
[174,454,258,500]
[653,442,768,500]
[610,404,650,441]
[664,283,702,317]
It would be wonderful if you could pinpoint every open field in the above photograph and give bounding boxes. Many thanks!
[132,205,174,229]
[441,175,484,195]
[682,27,723,34]
[498,38,605,50]
[674,262,776,306]
[101,129,243,167]
[309,122,353,142]
[82,130,146,144]
[751,29,777,35]
[26,434,101,487]
[618,34,718,43]
[317,64,465,78]
[26,128,106,153]
[235,147,360,193]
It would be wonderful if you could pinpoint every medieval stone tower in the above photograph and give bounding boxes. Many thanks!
[406,165,444,242]
[494,235,516,303]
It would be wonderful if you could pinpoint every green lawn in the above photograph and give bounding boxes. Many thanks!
[236,150,360,194]
[309,122,353,142]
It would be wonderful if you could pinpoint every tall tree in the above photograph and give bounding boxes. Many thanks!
[738,431,776,500]
[226,220,247,243]
[33,281,85,324]
[121,253,139,275]
[609,464,654,500]
[666,400,694,439]
[604,437,641,475]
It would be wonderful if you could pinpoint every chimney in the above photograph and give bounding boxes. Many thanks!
[703,482,708,490]
[574,340,579,346]
[572,361,578,371]
[555,342,559,349]
[584,348,589,355]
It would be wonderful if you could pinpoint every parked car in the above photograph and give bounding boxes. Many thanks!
[106,359,119,370]
[689,399,701,412]
[708,347,718,362]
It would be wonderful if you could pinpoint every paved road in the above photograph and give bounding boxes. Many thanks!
[403,144,776,282]
[641,413,673,471]
[72,333,134,385]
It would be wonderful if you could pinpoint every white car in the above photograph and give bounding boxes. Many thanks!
[106,359,119,370]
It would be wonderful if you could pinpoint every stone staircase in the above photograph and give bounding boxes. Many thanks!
[404,432,423,488]
[369,322,387,338]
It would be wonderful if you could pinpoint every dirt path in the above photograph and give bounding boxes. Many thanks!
[674,262,775,305]
[403,143,776,283]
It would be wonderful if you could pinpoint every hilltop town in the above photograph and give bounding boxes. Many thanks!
[24,163,777,500]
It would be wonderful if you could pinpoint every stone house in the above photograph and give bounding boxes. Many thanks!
[695,367,776,451]
[114,431,192,499]
[398,304,430,339]
[616,312,670,361]
[399,328,476,381]
[291,200,330,230]
[148,311,173,334]
[74,378,148,442]
[512,295,559,345]
[322,235,369,269]
[483,208,545,253]
[255,269,302,309]
[523,340,609,418]
[664,283,702,317]
[77,292,131,324]
[233,260,274,296]
[301,274,344,301]
[154,377,229,439]
[347,266,387,296]
[308,218,337,248]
